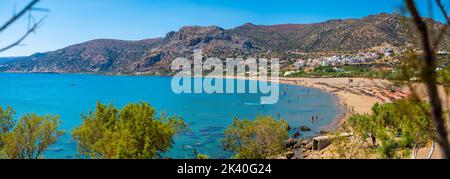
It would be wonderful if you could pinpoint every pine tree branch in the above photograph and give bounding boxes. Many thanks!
[0,0,40,34]
[0,16,46,53]
[433,0,450,48]
[404,0,450,159]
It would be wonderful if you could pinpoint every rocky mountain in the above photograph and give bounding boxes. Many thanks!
[0,13,448,74]
[0,56,27,64]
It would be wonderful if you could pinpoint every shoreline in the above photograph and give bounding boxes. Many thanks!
[0,72,383,133]
[275,77,383,132]
[213,75,385,133]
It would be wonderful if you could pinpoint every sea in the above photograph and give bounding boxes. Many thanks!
[0,73,343,159]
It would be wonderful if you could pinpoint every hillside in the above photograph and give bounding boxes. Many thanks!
[1,13,448,74]
[0,57,28,64]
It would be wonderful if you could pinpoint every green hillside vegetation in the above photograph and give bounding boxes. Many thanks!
[285,65,403,80]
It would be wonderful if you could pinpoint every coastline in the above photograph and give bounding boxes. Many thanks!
[1,72,383,133]
[213,75,385,133]
[276,77,383,132]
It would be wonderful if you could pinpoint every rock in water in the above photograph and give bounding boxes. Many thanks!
[299,126,312,132]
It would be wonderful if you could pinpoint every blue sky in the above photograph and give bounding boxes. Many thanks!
[0,0,447,57]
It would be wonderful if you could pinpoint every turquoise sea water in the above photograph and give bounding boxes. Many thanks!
[0,73,343,159]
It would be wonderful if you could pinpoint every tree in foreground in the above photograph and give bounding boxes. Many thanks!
[0,107,64,159]
[72,101,186,159]
[0,106,15,148]
[402,0,450,158]
[223,116,289,159]
[347,98,434,158]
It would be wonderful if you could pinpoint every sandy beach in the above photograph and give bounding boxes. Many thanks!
[278,77,385,124]
[277,77,449,159]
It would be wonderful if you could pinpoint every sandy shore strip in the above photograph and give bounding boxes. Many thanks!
[267,77,450,159]
[217,75,449,159]
[277,77,385,131]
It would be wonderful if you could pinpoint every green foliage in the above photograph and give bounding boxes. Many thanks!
[0,106,15,148]
[348,98,434,158]
[348,114,377,144]
[331,123,375,159]
[72,101,187,159]
[377,139,397,159]
[1,112,64,159]
[222,116,289,159]
[437,65,450,86]
[196,154,209,159]
[285,65,401,80]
